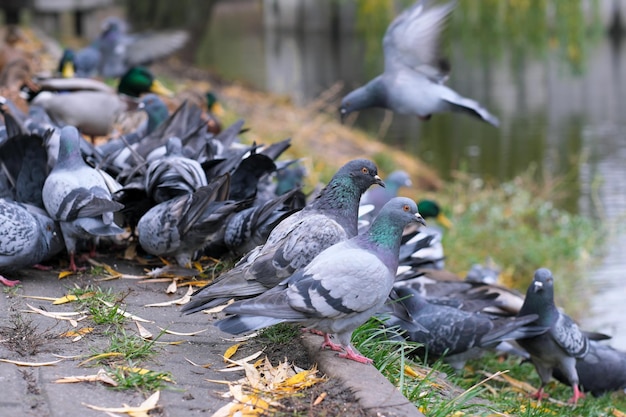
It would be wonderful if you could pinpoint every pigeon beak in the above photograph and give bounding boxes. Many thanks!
[415,213,426,227]
[339,107,347,124]
[375,176,385,188]
[532,280,543,292]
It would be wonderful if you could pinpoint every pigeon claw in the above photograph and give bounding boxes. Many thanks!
[568,385,585,405]
[320,334,344,353]
[337,345,373,364]
[0,275,21,287]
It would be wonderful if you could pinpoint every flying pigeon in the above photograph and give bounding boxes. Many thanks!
[181,159,385,314]
[215,197,425,364]
[42,126,124,271]
[516,268,589,404]
[339,0,499,126]
[0,199,64,286]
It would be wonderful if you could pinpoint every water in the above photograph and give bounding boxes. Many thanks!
[134,1,626,347]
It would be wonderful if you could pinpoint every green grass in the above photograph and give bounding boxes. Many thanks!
[109,363,173,393]
[430,167,605,316]
[103,328,162,362]
[69,285,128,326]
[259,323,302,345]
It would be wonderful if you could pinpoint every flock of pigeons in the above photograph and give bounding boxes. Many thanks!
[0,0,625,408]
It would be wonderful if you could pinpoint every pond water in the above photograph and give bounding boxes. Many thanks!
[136,1,626,348]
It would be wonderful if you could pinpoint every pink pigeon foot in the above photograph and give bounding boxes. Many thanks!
[336,345,373,364]
[0,275,20,287]
[33,264,53,271]
[530,387,549,400]
[320,333,344,353]
[568,385,585,405]
[301,328,325,336]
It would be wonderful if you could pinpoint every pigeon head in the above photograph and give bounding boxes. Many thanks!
[138,94,170,134]
[367,197,425,249]
[339,82,385,122]
[165,136,183,156]
[518,267,557,325]
[56,126,83,166]
[386,170,412,190]
[117,67,173,98]
[342,159,385,189]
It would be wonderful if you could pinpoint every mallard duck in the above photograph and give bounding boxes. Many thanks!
[29,66,172,140]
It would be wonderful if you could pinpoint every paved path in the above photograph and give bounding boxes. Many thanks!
[0,256,423,417]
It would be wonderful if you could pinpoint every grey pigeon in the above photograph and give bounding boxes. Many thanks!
[181,159,385,314]
[96,17,189,78]
[382,285,544,371]
[516,268,589,404]
[339,0,499,126]
[215,197,425,364]
[137,174,249,266]
[144,136,208,204]
[553,340,626,397]
[42,126,124,271]
[0,199,64,286]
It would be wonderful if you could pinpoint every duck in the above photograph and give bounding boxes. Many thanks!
[28,66,173,140]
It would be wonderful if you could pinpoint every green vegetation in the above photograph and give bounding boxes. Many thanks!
[259,323,302,345]
[109,364,173,393]
[432,167,604,315]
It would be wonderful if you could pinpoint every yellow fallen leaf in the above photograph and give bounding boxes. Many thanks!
[404,365,421,378]
[53,292,95,305]
[0,358,63,367]
[82,390,160,416]
[78,352,124,367]
[145,286,194,307]
[54,369,118,386]
[60,327,94,338]
[58,270,75,279]
[185,358,212,368]
[24,304,88,323]
[313,392,327,406]
[117,366,173,382]
[613,409,626,417]
[18,295,57,301]
[177,279,209,287]
[157,327,207,336]
[199,299,235,314]
[99,300,152,323]
[223,343,241,362]
[136,321,153,339]
[166,279,178,294]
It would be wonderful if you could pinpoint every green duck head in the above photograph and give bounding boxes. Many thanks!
[117,67,173,98]
[58,48,76,78]
[205,91,224,115]
[417,199,453,228]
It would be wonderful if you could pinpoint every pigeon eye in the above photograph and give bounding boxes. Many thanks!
[403,204,410,212]
[361,167,369,174]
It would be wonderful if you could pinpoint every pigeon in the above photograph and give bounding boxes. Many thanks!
[339,0,499,127]
[215,197,426,364]
[181,159,385,314]
[382,285,545,370]
[0,199,64,286]
[136,174,250,266]
[144,136,208,204]
[553,340,626,397]
[515,268,589,404]
[95,17,189,78]
[42,126,124,271]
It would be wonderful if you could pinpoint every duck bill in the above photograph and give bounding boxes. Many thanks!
[149,79,174,97]
[436,212,453,229]
[62,61,75,78]
[211,101,225,116]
